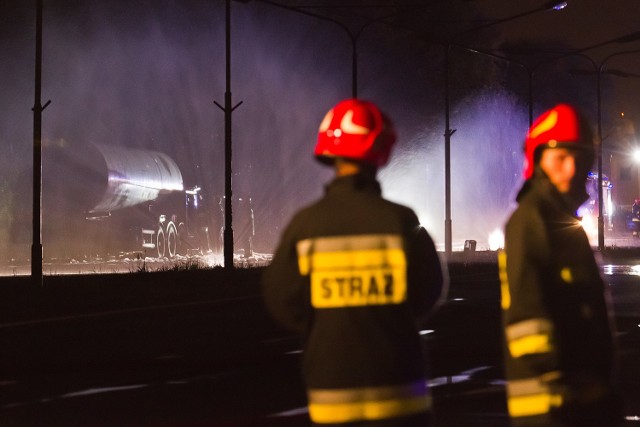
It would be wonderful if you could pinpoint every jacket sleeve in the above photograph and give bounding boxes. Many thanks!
[407,224,446,326]
[503,208,559,374]
[261,221,310,333]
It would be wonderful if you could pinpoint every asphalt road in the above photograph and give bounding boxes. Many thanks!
[0,259,638,426]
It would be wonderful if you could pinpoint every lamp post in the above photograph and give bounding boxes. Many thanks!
[441,44,532,255]
[525,54,596,126]
[443,45,455,256]
[454,0,567,39]
[248,0,393,98]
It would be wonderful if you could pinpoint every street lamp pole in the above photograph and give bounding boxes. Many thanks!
[249,0,393,98]
[454,0,567,38]
[443,44,534,254]
[526,53,596,126]
[443,44,527,255]
[443,45,455,256]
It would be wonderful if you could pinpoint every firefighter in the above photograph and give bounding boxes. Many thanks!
[632,199,640,218]
[262,99,445,426]
[499,104,624,426]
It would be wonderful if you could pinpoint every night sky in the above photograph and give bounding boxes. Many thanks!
[474,0,640,118]
[1,0,639,259]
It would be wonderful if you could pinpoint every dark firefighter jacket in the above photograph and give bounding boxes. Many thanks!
[262,174,445,425]
[500,171,622,426]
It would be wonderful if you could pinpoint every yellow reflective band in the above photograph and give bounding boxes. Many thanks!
[297,238,314,275]
[298,257,310,276]
[560,267,573,284]
[308,381,427,403]
[311,263,406,307]
[309,247,406,271]
[297,234,404,276]
[508,393,563,418]
[498,250,510,310]
[508,334,551,358]
[309,395,431,424]
[507,318,552,341]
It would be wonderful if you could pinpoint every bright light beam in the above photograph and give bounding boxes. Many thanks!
[488,229,504,251]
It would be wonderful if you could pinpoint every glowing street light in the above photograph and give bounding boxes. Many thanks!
[454,1,568,38]
[550,1,569,10]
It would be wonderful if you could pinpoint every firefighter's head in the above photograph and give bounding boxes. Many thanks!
[524,103,594,193]
[315,99,396,170]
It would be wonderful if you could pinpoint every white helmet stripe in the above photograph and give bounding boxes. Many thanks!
[340,110,370,135]
[318,110,334,133]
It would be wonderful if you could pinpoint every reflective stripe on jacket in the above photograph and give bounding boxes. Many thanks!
[307,381,431,424]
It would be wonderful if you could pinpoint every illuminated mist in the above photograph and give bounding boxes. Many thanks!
[380,90,526,250]
[1,0,531,262]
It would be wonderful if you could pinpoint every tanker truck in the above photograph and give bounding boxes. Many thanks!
[38,142,252,260]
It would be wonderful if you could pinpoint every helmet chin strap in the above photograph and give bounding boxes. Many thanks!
[335,158,377,177]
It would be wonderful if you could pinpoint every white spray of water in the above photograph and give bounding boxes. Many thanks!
[380,89,527,250]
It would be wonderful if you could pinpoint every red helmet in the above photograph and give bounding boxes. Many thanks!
[315,99,396,167]
[523,103,593,179]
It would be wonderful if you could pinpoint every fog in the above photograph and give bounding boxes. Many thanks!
[0,1,565,262]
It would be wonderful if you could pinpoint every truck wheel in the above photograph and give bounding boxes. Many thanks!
[157,227,166,258]
[167,222,178,258]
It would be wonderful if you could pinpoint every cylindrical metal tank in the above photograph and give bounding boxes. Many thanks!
[90,143,184,213]
[41,142,185,258]
[43,142,184,215]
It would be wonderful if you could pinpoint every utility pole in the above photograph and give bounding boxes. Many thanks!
[32,0,50,287]
[443,45,456,256]
[215,0,242,270]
